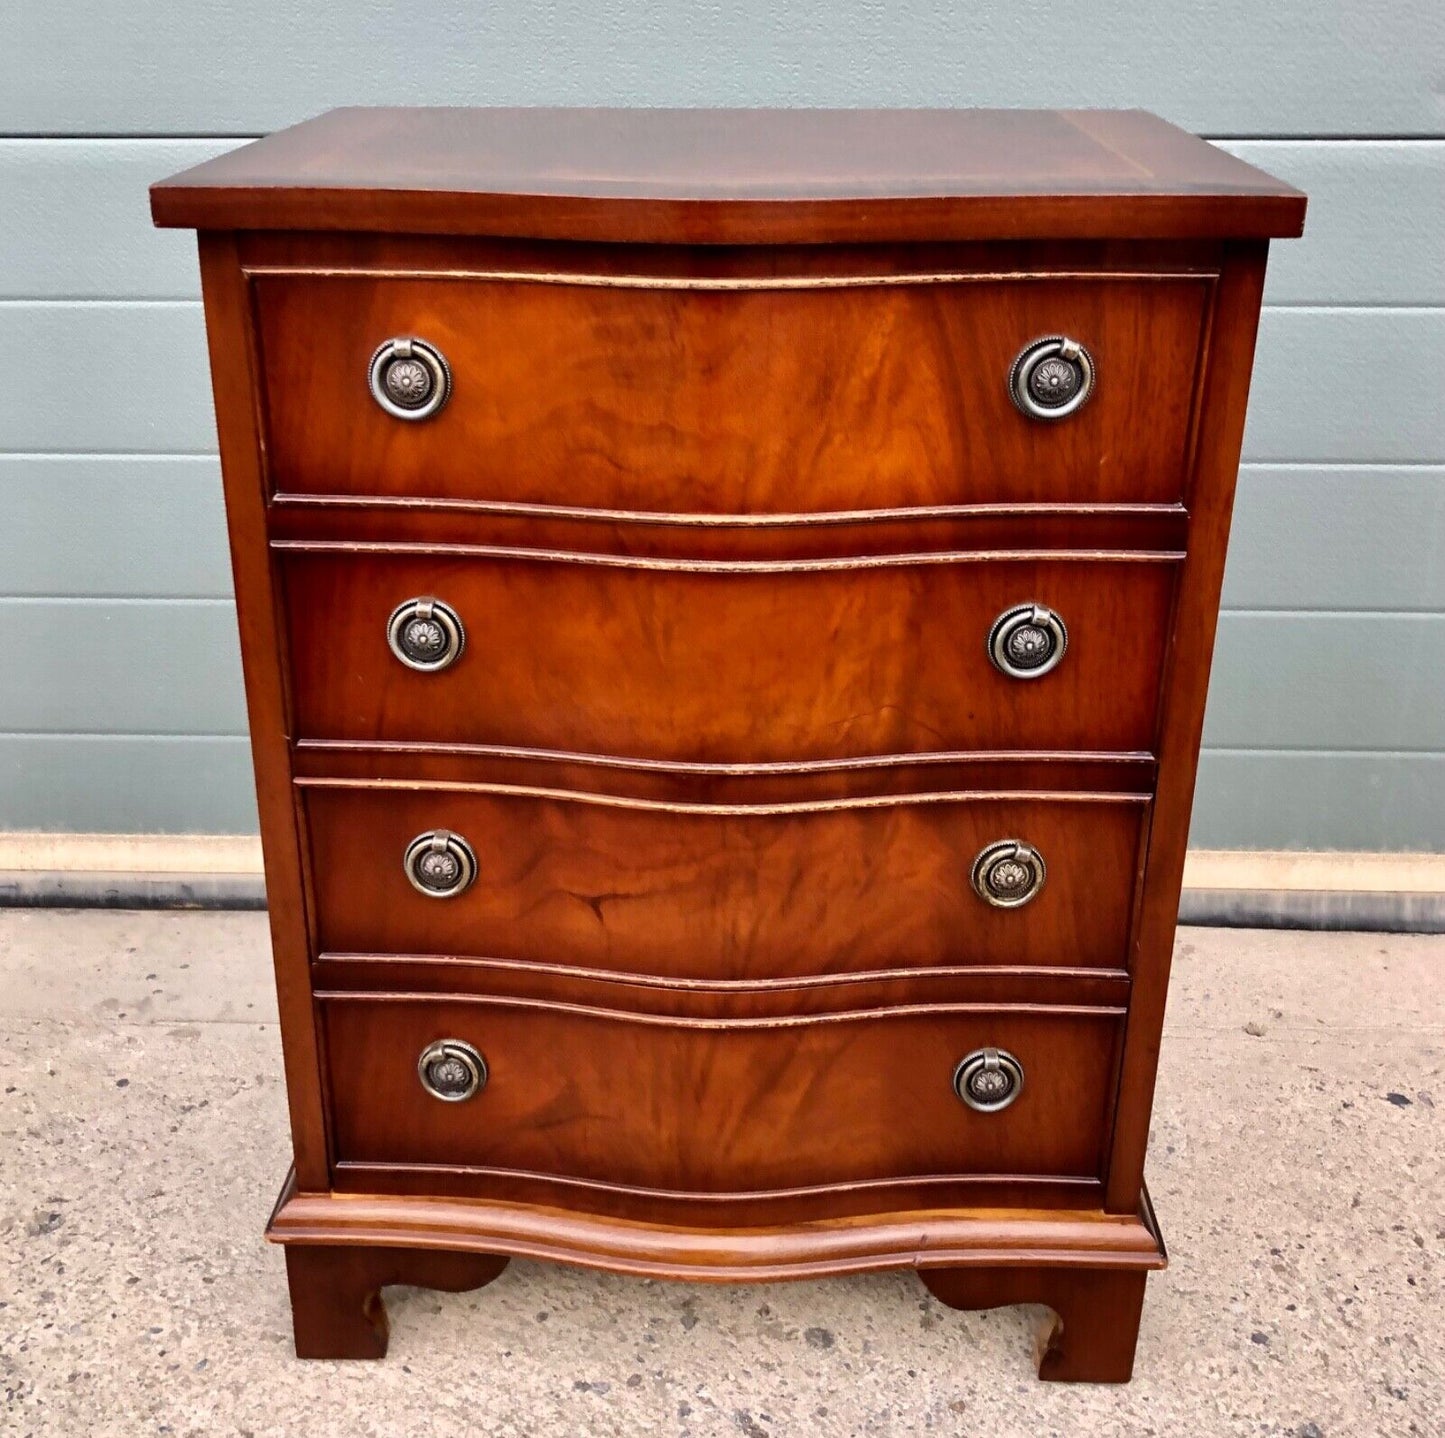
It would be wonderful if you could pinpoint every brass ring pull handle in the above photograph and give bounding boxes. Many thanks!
[988,602,1068,680]
[953,1047,1025,1113]
[1009,335,1095,421]
[368,336,452,420]
[417,1039,487,1102]
[971,839,1047,908]
[403,829,478,899]
[387,596,465,672]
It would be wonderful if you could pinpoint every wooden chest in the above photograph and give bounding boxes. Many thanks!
[152,108,1304,1381]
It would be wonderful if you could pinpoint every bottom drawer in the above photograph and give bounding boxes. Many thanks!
[321,995,1122,1196]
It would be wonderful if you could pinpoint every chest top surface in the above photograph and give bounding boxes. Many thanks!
[150,106,1304,244]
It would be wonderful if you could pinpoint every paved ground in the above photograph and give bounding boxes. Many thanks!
[0,911,1440,1437]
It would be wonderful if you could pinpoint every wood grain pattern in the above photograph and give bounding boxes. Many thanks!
[150,108,1306,242]
[328,1166,1108,1226]
[1105,242,1270,1211]
[300,782,1150,978]
[319,994,1123,1190]
[254,270,1210,509]
[266,493,1190,560]
[195,233,329,1190]
[289,746,1156,802]
[157,108,1298,1378]
[311,954,1131,1018]
[280,549,1180,761]
[266,1166,1167,1282]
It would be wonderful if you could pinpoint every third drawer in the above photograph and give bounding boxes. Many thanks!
[301,781,1149,976]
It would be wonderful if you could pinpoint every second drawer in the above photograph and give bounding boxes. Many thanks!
[280,548,1180,760]
[301,782,1149,976]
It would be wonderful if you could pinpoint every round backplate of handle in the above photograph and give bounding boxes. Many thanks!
[953,1047,1025,1112]
[971,839,1047,908]
[368,336,452,421]
[1009,335,1094,421]
[403,829,478,899]
[417,1039,487,1102]
[988,602,1068,680]
[387,596,466,672]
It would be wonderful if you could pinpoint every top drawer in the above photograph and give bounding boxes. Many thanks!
[251,271,1210,510]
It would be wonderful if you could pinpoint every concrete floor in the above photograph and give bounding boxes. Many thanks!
[0,913,1440,1437]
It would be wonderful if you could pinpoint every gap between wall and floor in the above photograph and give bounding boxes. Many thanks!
[0,835,1440,934]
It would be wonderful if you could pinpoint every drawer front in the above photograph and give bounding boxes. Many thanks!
[282,551,1178,760]
[254,272,1209,509]
[302,785,1147,976]
[321,996,1121,1189]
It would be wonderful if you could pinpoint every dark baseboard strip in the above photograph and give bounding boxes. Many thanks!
[0,871,268,911]
[1,869,1440,933]
[1178,888,1444,935]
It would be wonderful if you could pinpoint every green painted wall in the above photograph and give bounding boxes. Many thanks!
[1,6,1441,849]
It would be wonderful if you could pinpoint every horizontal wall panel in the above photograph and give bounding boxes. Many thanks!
[8,457,1439,614]
[0,601,243,734]
[1192,752,1445,852]
[1223,466,1445,612]
[2,115,1441,850]
[1242,309,1445,464]
[5,741,1439,849]
[3,3,1440,136]
[1205,615,1445,753]
[0,457,230,598]
[1220,142,1445,306]
[0,736,256,833]
[6,742,1438,847]
[0,303,214,453]
[0,139,233,300]
[6,304,1442,465]
[3,139,1441,306]
[4,603,1441,770]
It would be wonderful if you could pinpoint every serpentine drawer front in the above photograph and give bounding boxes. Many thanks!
[301,783,1150,977]
[280,549,1179,759]
[253,272,1210,509]
[319,995,1123,1194]
[154,107,1303,1378]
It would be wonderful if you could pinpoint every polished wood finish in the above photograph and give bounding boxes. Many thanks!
[255,271,1208,508]
[1105,242,1272,1212]
[285,1245,509,1360]
[320,994,1122,1188]
[267,1165,1168,1281]
[280,548,1179,759]
[152,107,1306,242]
[301,782,1149,976]
[312,953,1131,1018]
[266,493,1191,560]
[162,108,1300,1379]
[921,1264,1149,1382]
[290,746,1156,802]
[195,234,329,1191]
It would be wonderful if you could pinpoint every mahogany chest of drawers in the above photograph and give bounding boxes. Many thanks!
[153,108,1304,1381]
